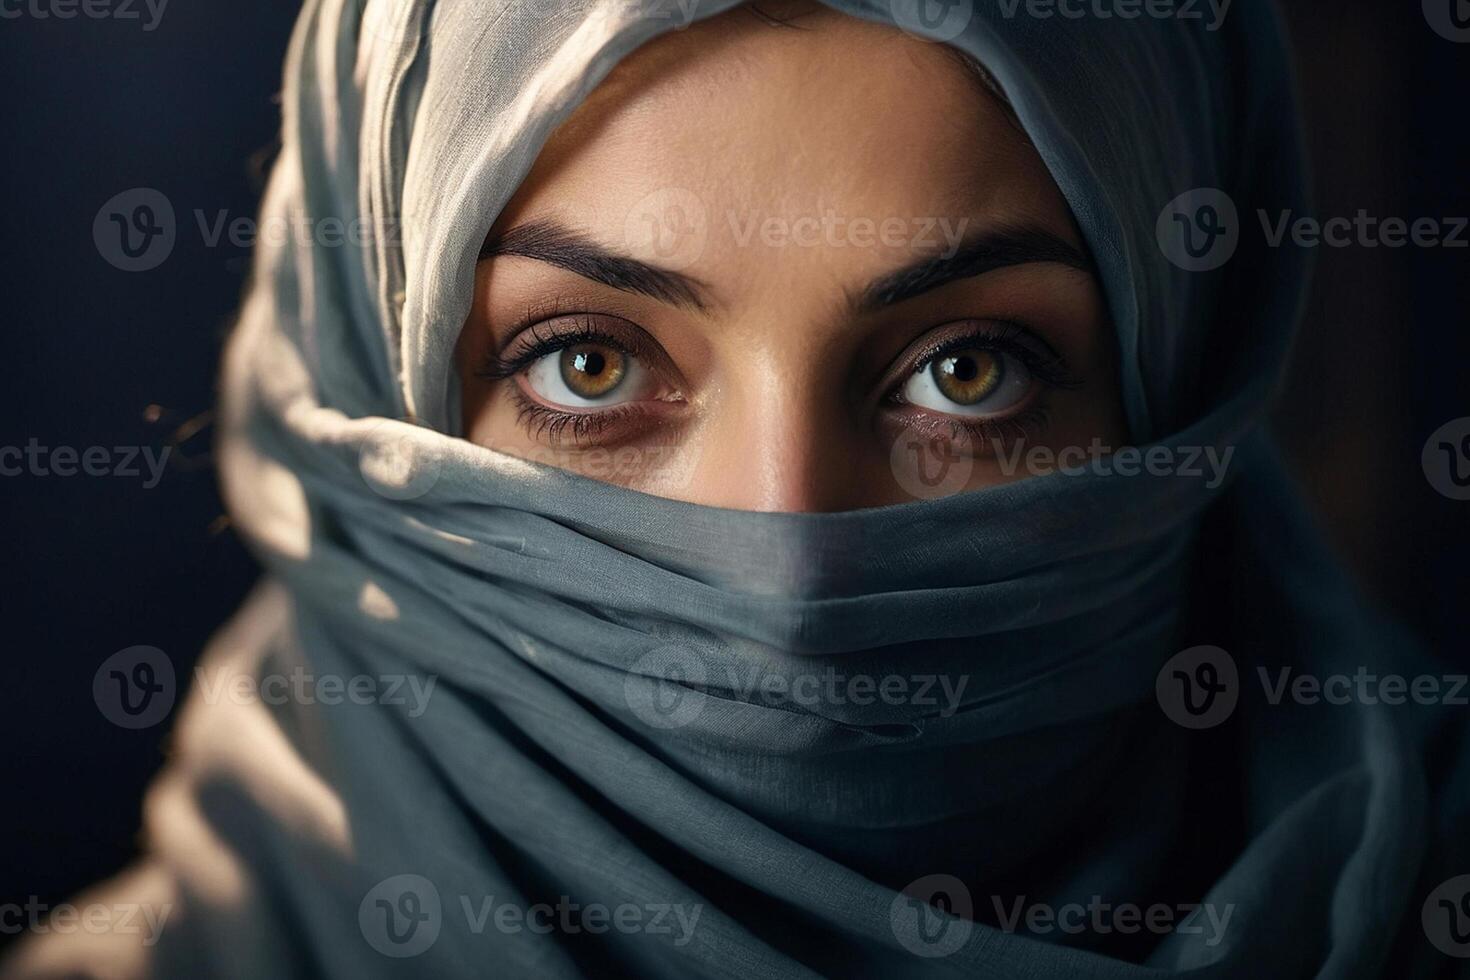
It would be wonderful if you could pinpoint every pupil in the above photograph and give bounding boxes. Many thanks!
[950,355,978,382]
[573,350,606,376]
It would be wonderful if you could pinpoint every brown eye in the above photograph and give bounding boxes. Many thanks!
[931,349,1001,405]
[524,340,647,408]
[902,346,1033,417]
[559,343,627,399]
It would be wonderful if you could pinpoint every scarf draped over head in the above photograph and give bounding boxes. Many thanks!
[10,1,1468,978]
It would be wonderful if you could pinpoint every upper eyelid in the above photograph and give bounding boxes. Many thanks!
[909,326,1049,369]
[478,315,678,388]
[525,320,642,360]
[478,313,1077,398]
[878,320,1079,395]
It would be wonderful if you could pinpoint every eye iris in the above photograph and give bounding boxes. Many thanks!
[560,344,626,398]
[932,349,1002,405]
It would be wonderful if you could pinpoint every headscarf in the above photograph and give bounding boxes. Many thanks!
[7,0,1468,977]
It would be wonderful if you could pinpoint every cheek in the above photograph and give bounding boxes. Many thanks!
[453,321,496,440]
[455,361,704,496]
[1060,308,1127,446]
[1046,383,1128,449]
[458,385,500,449]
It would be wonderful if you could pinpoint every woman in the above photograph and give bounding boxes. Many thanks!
[7,0,1466,977]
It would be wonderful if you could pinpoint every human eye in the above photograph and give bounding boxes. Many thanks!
[476,313,680,445]
[901,343,1032,416]
[523,334,643,408]
[886,320,1079,445]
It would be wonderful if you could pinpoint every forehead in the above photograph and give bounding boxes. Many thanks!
[493,5,1075,285]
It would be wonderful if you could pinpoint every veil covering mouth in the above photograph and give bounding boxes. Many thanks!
[6,0,1469,977]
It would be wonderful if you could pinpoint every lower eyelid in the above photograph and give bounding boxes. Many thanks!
[507,385,640,445]
[886,401,1053,455]
[514,357,677,417]
[898,322,1078,390]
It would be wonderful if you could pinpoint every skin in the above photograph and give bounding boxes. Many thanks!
[456,2,1126,512]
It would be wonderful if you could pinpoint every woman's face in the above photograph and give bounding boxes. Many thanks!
[456,3,1126,511]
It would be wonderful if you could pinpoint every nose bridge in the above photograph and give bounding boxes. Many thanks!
[693,360,862,513]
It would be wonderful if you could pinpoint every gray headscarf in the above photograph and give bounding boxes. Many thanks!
[7,0,1468,977]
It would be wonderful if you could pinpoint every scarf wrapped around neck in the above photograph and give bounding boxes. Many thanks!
[8,1,1468,977]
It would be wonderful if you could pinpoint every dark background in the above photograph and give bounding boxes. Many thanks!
[0,0,1465,943]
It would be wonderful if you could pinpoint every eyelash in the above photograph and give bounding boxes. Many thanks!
[476,315,1078,448]
[885,321,1078,446]
[475,315,652,444]
[476,315,638,381]
[894,321,1078,394]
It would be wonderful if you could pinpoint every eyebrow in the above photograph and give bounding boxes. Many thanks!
[850,225,1092,314]
[479,218,1091,315]
[480,219,712,312]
